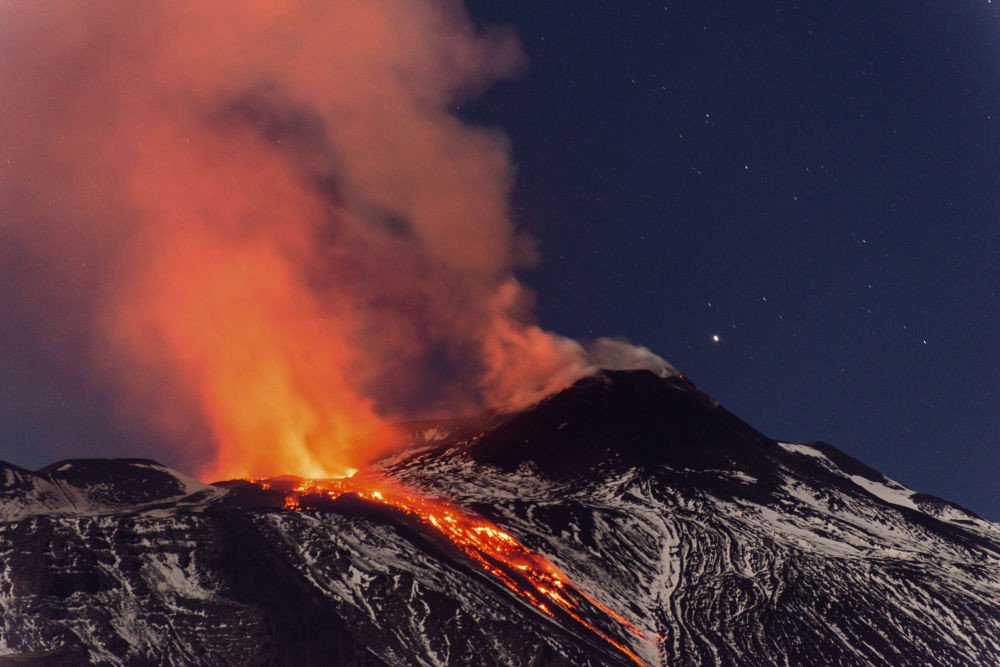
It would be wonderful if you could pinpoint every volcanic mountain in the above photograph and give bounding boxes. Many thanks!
[1,370,998,665]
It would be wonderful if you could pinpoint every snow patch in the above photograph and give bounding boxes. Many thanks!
[727,470,757,484]
[849,475,920,511]
[142,552,214,600]
[778,442,831,463]
[420,428,449,442]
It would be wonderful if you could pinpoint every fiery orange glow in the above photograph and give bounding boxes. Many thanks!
[0,5,670,656]
[0,0,607,482]
[279,474,649,665]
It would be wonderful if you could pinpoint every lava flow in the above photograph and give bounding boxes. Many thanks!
[277,474,649,666]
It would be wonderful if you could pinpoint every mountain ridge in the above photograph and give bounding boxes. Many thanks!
[1,370,998,665]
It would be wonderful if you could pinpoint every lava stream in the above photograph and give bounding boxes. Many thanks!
[277,474,649,666]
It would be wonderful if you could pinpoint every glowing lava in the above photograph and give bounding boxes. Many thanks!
[278,474,649,666]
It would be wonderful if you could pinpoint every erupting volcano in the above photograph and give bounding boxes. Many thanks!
[1,0,664,485]
[0,4,726,663]
[2,371,999,665]
[1,1,998,664]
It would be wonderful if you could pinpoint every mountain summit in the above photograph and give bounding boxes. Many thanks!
[1,370,997,665]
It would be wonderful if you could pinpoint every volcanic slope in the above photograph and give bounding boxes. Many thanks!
[1,370,998,666]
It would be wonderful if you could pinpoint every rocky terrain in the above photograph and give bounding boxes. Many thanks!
[1,370,998,665]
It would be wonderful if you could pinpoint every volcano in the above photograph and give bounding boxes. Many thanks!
[1,370,997,665]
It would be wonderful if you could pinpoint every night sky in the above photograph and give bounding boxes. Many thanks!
[463,1,999,518]
[0,2,997,519]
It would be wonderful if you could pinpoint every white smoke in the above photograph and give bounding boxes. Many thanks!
[586,337,677,377]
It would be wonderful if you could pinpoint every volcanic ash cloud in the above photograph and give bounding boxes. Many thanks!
[0,0,668,480]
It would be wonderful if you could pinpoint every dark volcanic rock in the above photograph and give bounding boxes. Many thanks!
[466,371,776,479]
[1,370,998,666]
[40,459,189,506]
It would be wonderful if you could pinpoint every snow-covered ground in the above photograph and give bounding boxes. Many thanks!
[1,372,998,665]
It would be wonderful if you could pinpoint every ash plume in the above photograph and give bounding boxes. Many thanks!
[0,1,665,479]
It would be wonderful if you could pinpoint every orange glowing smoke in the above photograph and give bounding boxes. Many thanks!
[0,1,621,479]
[282,474,650,665]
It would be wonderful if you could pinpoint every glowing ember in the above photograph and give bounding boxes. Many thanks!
[275,474,649,665]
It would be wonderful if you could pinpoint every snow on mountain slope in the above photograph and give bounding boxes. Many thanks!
[0,459,224,521]
[0,370,998,666]
[386,372,1000,665]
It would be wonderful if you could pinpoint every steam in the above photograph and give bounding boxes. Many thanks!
[0,1,667,479]
[586,339,676,378]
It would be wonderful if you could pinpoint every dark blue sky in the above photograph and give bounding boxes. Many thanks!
[0,1,995,520]
[464,1,999,518]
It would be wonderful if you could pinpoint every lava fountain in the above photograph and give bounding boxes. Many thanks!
[1,2,660,661]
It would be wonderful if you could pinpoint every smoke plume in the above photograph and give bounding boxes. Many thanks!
[0,1,669,480]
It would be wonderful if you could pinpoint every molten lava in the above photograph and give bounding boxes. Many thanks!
[277,473,649,666]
